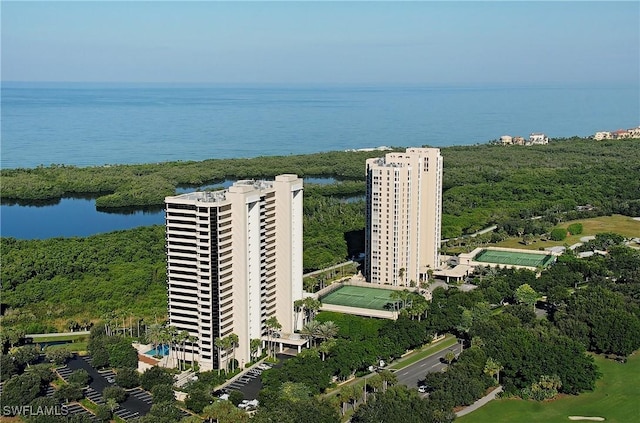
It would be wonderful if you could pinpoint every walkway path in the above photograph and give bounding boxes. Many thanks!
[303,261,354,278]
[455,385,503,417]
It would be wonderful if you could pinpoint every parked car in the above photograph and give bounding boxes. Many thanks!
[418,385,427,393]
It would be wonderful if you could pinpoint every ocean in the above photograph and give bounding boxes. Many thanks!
[2,82,638,169]
[1,82,638,239]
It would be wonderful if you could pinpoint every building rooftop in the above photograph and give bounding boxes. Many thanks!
[235,179,274,190]
[168,179,280,203]
[172,190,227,203]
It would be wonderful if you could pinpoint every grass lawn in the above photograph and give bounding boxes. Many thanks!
[29,333,89,343]
[388,334,457,370]
[458,353,640,423]
[45,341,88,352]
[495,214,640,250]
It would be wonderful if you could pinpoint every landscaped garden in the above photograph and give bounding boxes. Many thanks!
[494,214,640,250]
[458,353,640,423]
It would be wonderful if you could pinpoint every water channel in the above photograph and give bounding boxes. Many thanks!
[1,177,349,239]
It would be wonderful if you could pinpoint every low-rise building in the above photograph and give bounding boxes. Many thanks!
[628,126,640,138]
[528,133,549,145]
[500,135,513,145]
[593,131,612,140]
[612,129,631,139]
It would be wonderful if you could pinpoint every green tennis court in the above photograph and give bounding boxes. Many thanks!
[320,285,397,311]
[474,249,554,268]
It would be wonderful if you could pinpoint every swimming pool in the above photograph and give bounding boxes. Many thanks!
[144,344,170,356]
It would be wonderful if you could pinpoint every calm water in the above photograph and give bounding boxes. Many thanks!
[2,83,638,169]
[0,198,164,239]
[1,83,638,239]
[0,178,337,239]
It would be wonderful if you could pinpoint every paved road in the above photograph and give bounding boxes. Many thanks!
[394,343,463,389]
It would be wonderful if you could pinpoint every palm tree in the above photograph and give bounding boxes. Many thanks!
[228,333,239,372]
[398,267,406,286]
[315,321,339,344]
[166,326,179,368]
[367,374,383,393]
[338,385,354,416]
[318,339,336,362]
[158,327,172,361]
[345,384,359,412]
[147,324,163,355]
[300,320,320,347]
[214,337,225,375]
[66,320,79,332]
[106,398,118,414]
[102,312,116,336]
[302,297,322,324]
[179,330,190,371]
[378,370,397,392]
[81,319,92,331]
[293,299,304,331]
[427,268,434,284]
[389,291,402,316]
[484,357,503,384]
[250,338,261,362]
[188,334,198,368]
[303,278,317,293]
[265,316,281,358]
[222,336,233,372]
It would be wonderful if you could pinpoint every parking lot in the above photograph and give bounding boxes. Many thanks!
[223,362,270,400]
[62,355,152,421]
[218,353,293,401]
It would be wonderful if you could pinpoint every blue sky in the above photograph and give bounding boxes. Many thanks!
[2,1,639,85]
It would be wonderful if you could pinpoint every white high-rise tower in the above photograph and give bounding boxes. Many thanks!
[165,174,303,371]
[365,148,443,286]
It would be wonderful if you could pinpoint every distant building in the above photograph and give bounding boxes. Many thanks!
[612,129,630,139]
[528,133,549,145]
[513,136,526,145]
[365,148,443,286]
[500,135,513,145]
[627,126,640,138]
[593,131,612,140]
[165,175,304,371]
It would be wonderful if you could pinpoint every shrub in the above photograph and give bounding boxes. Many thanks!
[115,367,140,389]
[103,386,127,403]
[107,339,138,369]
[94,404,112,422]
[45,347,73,365]
[184,389,213,413]
[68,369,91,386]
[567,223,583,235]
[550,228,567,241]
[140,366,174,391]
[151,384,175,404]
[54,383,84,403]
[228,389,244,406]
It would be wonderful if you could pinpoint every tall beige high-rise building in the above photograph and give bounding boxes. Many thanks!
[164,175,303,371]
[365,148,443,286]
